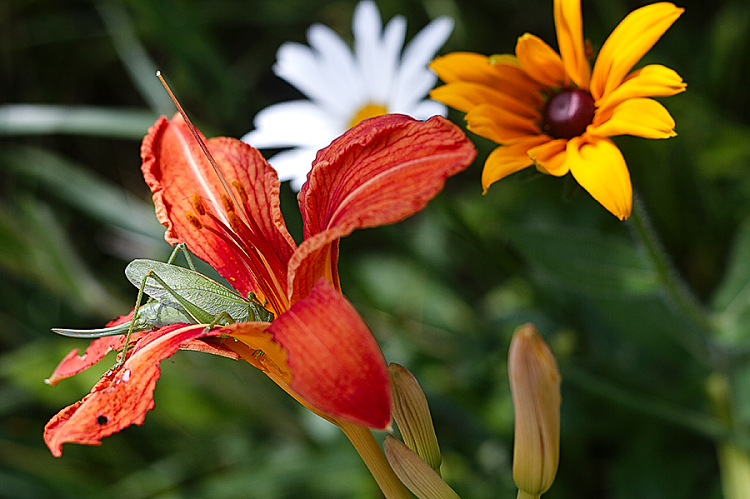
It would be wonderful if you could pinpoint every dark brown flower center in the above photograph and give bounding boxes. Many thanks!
[542,89,596,139]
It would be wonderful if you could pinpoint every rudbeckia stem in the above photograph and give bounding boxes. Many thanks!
[338,421,411,499]
[629,195,750,499]
[628,192,715,362]
[708,373,750,499]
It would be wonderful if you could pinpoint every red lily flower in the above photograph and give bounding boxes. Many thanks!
[44,112,476,456]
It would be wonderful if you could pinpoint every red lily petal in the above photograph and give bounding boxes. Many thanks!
[269,279,391,429]
[47,336,131,386]
[141,114,297,302]
[46,311,146,386]
[179,336,242,359]
[291,114,476,302]
[44,324,220,457]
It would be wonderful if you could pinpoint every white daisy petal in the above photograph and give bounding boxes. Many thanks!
[241,100,341,148]
[266,147,321,191]
[353,0,382,52]
[401,16,454,71]
[244,0,455,191]
[354,1,406,102]
[393,17,454,109]
[392,71,439,112]
[408,99,448,120]
[374,15,407,102]
[353,0,383,98]
[274,42,332,105]
[307,23,364,112]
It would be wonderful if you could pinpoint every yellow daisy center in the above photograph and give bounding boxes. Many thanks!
[348,103,389,128]
[542,89,596,139]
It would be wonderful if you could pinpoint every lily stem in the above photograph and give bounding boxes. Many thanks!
[339,421,412,499]
[628,191,714,360]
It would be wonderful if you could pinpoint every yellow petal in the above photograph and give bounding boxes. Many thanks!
[590,98,676,139]
[431,52,545,108]
[481,137,548,192]
[596,64,686,115]
[430,52,508,85]
[466,103,540,144]
[488,55,548,108]
[590,3,684,100]
[528,138,569,176]
[566,136,632,220]
[554,0,590,88]
[516,33,567,88]
[431,81,539,116]
[430,83,494,114]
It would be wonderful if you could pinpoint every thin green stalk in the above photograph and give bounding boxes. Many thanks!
[708,373,750,499]
[338,421,412,499]
[628,192,714,361]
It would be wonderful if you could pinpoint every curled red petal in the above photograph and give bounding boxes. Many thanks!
[46,310,148,386]
[269,279,391,429]
[47,336,128,386]
[291,114,476,302]
[44,324,220,457]
[299,114,476,237]
[141,114,296,299]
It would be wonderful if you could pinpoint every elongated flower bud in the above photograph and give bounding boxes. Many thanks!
[509,324,561,498]
[389,363,442,473]
[384,436,460,499]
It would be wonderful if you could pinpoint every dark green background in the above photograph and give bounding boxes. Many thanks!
[2,0,749,497]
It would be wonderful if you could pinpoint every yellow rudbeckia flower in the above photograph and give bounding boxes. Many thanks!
[430,0,686,220]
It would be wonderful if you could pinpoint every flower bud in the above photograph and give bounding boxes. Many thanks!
[388,363,442,473]
[509,324,561,498]
[384,436,459,499]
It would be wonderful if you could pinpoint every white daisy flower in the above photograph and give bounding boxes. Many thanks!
[241,0,454,191]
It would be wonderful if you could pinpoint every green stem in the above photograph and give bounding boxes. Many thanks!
[628,194,750,498]
[628,192,714,361]
[338,421,412,499]
[708,373,750,499]
[717,444,750,499]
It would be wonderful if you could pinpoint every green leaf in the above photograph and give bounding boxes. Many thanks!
[96,2,175,114]
[712,217,750,342]
[0,105,158,139]
[505,224,660,296]
[2,146,163,239]
[0,197,125,316]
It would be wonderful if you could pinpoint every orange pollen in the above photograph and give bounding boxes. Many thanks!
[221,193,235,214]
[192,194,206,216]
[186,184,289,315]
[226,210,244,236]
[232,180,249,206]
[185,211,203,229]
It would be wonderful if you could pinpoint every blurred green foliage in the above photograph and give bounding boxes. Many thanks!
[2,0,749,497]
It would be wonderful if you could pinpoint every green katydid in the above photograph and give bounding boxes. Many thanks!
[53,244,274,339]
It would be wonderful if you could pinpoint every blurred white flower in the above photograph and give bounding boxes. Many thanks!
[242,0,454,190]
